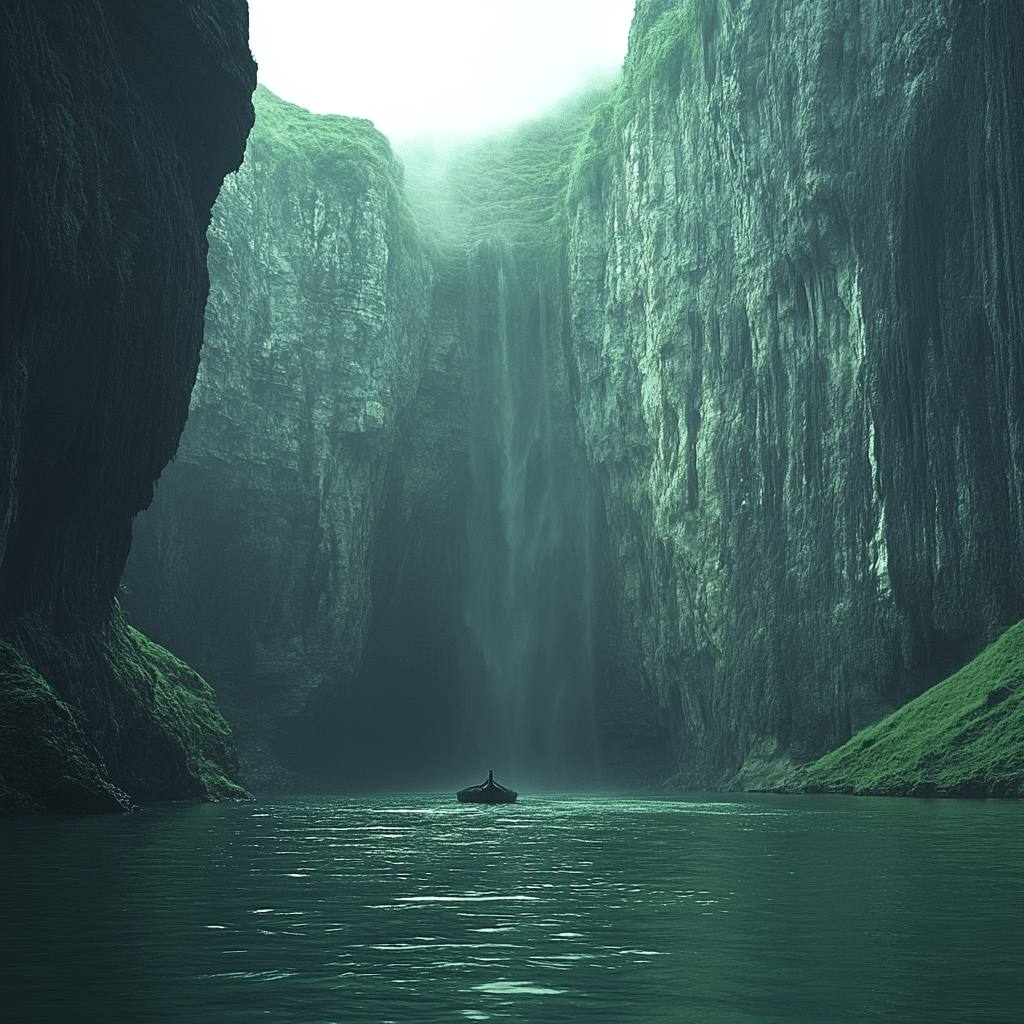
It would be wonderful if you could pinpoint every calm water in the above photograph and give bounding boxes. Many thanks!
[2,793,1021,1023]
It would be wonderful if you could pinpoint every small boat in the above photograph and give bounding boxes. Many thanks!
[457,770,517,804]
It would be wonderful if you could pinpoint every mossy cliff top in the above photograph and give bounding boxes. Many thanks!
[786,621,1024,798]
[251,84,395,175]
[246,84,420,257]
[564,0,726,207]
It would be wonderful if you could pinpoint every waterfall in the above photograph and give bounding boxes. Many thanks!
[462,240,598,788]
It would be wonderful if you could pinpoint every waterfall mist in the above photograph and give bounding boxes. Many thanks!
[460,241,600,788]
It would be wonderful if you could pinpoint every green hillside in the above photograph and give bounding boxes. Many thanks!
[790,620,1024,797]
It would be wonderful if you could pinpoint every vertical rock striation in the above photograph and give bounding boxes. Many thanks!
[0,0,256,812]
[567,0,1024,787]
[126,95,619,790]
[124,1,1022,794]
[125,87,435,789]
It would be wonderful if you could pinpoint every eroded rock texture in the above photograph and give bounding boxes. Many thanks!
[125,92,617,791]
[0,0,256,812]
[568,0,1024,787]
[124,88,437,789]
[126,1,1023,794]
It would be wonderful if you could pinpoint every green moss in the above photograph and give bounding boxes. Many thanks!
[791,620,1024,797]
[564,0,727,209]
[623,0,727,93]
[249,84,420,264]
[562,93,619,214]
[108,621,250,803]
[0,640,129,814]
[0,609,248,814]
[251,84,392,174]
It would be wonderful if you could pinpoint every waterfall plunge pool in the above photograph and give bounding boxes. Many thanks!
[2,792,1021,1023]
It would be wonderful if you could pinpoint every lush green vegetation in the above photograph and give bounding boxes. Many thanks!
[399,1,727,263]
[248,2,728,273]
[791,621,1024,797]
[250,85,419,252]
[0,611,247,813]
[565,0,727,207]
[623,0,727,92]
[401,81,613,270]
[0,639,129,813]
[111,619,250,803]
[252,84,394,176]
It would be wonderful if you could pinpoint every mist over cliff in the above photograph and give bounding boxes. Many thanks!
[5,0,1018,809]
[120,0,1024,797]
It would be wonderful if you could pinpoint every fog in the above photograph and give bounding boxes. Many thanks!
[246,0,635,145]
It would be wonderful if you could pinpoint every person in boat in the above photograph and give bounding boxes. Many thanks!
[457,770,517,803]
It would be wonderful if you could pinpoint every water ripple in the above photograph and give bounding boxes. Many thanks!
[2,792,1021,1023]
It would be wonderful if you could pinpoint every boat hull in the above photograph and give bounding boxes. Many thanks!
[456,787,517,804]
[456,773,517,804]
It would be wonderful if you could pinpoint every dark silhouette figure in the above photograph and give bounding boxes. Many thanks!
[456,770,517,803]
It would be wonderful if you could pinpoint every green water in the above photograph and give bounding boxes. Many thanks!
[2,793,1021,1023]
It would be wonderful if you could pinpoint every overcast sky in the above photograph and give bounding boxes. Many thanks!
[247,0,636,146]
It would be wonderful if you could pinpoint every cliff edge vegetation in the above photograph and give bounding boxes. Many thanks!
[0,609,247,814]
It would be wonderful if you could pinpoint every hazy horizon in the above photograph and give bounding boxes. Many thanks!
[247,0,636,146]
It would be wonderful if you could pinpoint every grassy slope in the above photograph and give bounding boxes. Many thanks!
[790,621,1024,797]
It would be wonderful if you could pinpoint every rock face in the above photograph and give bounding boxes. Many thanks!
[0,1,256,812]
[127,1,1023,794]
[125,87,437,789]
[567,0,1024,787]
[126,94,623,791]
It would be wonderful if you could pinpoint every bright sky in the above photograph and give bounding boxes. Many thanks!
[247,0,636,146]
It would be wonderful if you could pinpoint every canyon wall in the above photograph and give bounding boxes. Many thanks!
[125,0,1023,794]
[126,91,627,791]
[124,87,440,789]
[567,0,1024,786]
[0,0,256,812]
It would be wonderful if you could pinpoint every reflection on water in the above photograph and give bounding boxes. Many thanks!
[1,794,1022,1023]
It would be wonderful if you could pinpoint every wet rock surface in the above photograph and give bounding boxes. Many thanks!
[567,0,1024,787]
[0,0,255,812]
[126,1,1024,794]
[124,88,438,789]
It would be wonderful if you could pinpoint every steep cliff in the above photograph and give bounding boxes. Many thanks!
[567,0,1024,788]
[0,1,255,812]
[124,87,436,789]
[124,1,1022,796]
[126,93,629,791]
